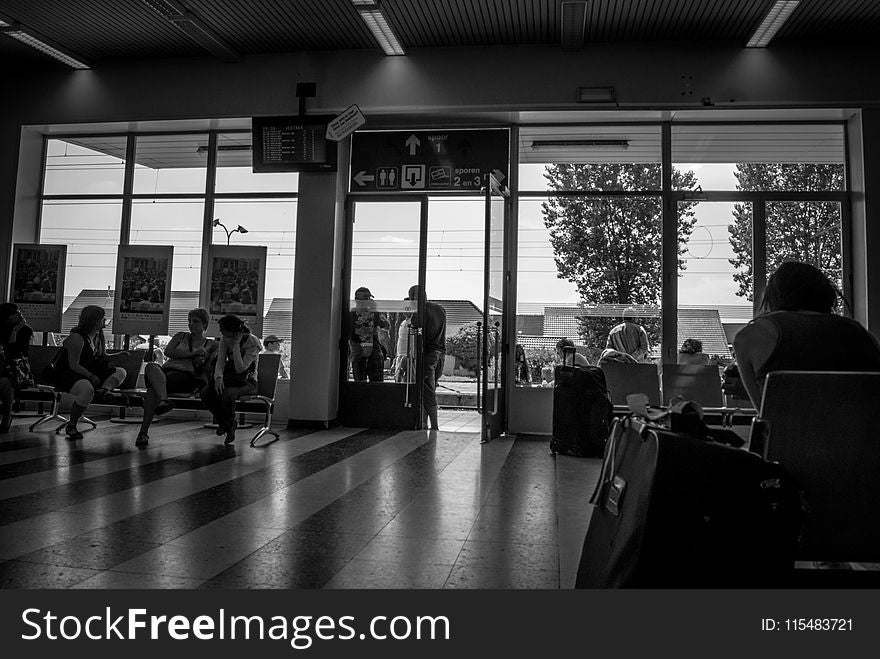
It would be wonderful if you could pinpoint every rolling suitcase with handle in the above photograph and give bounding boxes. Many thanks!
[550,347,612,458]
[575,415,802,588]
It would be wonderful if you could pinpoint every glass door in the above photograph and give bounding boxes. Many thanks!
[339,197,426,429]
[482,173,509,441]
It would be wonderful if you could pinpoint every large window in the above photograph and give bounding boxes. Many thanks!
[38,130,298,374]
[515,121,849,378]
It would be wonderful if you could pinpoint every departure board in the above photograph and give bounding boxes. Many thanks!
[252,115,337,173]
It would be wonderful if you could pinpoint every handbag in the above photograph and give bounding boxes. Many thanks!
[10,356,35,389]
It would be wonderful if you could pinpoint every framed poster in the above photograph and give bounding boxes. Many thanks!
[112,245,174,336]
[204,245,266,337]
[9,243,67,332]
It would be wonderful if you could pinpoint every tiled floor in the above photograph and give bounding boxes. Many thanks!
[0,411,601,589]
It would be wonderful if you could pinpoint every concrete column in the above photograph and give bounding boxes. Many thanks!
[848,110,880,334]
[288,140,349,426]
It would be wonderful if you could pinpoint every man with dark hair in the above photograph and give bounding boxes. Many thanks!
[408,285,446,430]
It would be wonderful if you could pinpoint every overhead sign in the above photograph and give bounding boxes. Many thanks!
[350,129,509,192]
[326,104,366,141]
[252,115,338,173]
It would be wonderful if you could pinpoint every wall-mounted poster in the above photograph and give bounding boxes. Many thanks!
[204,245,267,338]
[9,243,67,332]
[112,245,174,336]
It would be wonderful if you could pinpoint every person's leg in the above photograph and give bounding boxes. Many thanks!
[66,379,95,439]
[218,382,255,444]
[137,363,167,445]
[422,350,441,430]
[0,376,14,433]
[153,367,181,416]
[93,367,127,404]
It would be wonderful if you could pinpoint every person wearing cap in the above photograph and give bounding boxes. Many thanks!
[606,307,650,362]
[408,285,446,430]
[261,334,289,379]
[349,286,389,382]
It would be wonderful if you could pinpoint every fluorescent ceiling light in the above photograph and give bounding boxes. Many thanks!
[0,22,90,69]
[747,1,800,47]
[355,4,405,56]
[138,0,240,62]
[531,140,629,149]
[561,2,587,51]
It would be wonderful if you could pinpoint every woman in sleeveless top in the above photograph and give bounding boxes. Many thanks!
[53,305,128,440]
[734,261,880,409]
[201,313,260,445]
[134,307,217,447]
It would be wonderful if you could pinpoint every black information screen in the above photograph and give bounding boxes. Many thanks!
[252,115,337,173]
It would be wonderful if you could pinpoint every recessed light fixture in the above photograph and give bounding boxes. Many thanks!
[0,21,90,69]
[531,139,629,149]
[746,1,800,48]
[351,1,405,56]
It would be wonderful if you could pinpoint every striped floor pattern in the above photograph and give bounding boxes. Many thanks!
[0,412,600,589]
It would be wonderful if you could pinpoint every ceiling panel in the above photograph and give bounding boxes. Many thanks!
[2,0,879,70]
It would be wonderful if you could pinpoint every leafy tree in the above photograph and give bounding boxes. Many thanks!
[729,163,844,300]
[445,321,497,373]
[542,164,699,348]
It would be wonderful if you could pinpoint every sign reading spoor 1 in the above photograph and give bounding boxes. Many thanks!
[350,129,509,192]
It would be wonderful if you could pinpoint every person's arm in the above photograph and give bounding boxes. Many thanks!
[65,335,100,386]
[164,332,191,359]
[214,340,229,381]
[235,335,260,373]
[638,326,649,359]
[733,318,778,410]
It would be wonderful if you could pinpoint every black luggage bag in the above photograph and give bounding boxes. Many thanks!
[550,348,612,458]
[575,416,802,588]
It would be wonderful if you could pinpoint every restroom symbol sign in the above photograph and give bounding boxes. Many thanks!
[428,166,452,188]
[377,167,399,189]
[401,165,426,189]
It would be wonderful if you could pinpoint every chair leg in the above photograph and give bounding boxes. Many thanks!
[249,403,279,447]
[29,396,67,431]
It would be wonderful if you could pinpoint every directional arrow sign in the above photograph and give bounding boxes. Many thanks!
[326,104,366,141]
[405,134,421,155]
[350,129,508,193]
[353,170,375,186]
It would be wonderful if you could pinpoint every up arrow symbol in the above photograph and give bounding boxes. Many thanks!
[405,134,421,155]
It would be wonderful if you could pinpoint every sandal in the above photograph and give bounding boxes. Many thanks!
[154,399,175,416]
[223,419,238,445]
[65,423,83,441]
[135,432,149,447]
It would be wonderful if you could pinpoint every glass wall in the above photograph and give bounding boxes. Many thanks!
[38,130,298,375]
[514,121,848,383]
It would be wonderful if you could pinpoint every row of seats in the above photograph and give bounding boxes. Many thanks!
[600,362,750,409]
[15,345,281,447]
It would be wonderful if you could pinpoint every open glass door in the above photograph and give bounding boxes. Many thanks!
[339,197,426,429]
[481,173,509,441]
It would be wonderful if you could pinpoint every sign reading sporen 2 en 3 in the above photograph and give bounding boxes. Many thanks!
[350,129,509,192]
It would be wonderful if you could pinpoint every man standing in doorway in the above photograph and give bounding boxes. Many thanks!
[408,285,446,430]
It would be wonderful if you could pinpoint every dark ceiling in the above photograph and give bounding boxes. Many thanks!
[2,0,880,70]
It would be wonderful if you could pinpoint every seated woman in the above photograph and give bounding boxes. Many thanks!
[0,302,34,433]
[52,305,127,440]
[134,307,217,447]
[678,337,709,365]
[555,338,590,367]
[201,313,261,445]
[734,261,880,408]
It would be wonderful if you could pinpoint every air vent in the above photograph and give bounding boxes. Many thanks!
[561,1,587,51]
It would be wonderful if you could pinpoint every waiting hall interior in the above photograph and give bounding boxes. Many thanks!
[2,0,880,589]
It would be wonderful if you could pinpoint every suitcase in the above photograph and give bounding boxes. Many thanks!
[550,348,612,458]
[575,416,802,588]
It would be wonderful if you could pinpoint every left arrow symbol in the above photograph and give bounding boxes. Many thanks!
[354,170,375,186]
